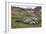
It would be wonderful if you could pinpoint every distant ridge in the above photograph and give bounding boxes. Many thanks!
[11,7,32,11]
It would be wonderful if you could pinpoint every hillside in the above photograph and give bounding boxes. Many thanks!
[11,6,41,17]
[11,6,41,28]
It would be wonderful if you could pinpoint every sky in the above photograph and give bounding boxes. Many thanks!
[16,5,36,9]
[11,2,41,9]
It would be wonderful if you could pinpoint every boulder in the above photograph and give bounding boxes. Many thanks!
[24,17,38,24]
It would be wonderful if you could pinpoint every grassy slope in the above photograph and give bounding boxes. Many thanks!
[11,16,41,28]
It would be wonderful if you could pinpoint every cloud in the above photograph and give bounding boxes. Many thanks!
[11,3,40,9]
[16,5,36,9]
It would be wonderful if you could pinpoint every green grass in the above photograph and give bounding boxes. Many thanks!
[11,16,41,29]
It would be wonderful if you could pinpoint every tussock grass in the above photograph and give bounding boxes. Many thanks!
[11,16,41,28]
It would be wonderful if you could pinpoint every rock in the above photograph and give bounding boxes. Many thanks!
[24,17,38,24]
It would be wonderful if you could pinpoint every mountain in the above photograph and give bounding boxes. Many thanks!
[11,6,41,16]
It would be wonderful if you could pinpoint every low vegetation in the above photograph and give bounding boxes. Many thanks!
[11,16,41,28]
